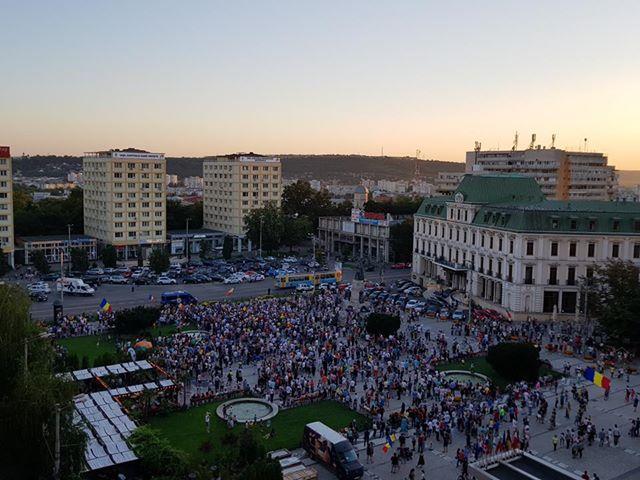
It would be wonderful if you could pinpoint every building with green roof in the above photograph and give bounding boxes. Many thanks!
[413,174,640,319]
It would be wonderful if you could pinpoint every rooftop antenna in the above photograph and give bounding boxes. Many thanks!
[414,149,421,178]
[551,133,556,149]
[381,146,384,157]
[474,141,482,152]
[583,138,588,152]
[529,133,536,149]
[512,131,519,151]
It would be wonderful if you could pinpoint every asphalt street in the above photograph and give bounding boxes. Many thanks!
[28,267,411,320]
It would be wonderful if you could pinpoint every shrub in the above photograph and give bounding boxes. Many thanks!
[114,306,161,334]
[366,313,401,337]
[487,342,540,383]
[129,427,189,478]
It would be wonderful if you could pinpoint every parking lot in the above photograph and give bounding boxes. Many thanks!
[26,263,411,320]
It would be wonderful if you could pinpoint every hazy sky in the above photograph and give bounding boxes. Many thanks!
[2,1,639,168]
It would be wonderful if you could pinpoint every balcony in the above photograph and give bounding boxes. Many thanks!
[524,278,535,285]
[432,256,469,272]
[548,278,558,285]
[567,279,576,286]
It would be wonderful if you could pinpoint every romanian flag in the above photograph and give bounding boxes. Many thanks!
[583,367,611,389]
[382,433,395,453]
[99,298,112,313]
[225,287,235,297]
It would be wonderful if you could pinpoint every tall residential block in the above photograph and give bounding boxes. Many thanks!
[83,148,166,259]
[0,146,14,267]
[203,153,282,243]
[465,147,618,200]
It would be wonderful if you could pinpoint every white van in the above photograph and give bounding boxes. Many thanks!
[58,278,95,296]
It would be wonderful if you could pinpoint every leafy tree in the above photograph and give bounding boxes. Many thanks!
[149,246,170,274]
[0,284,86,478]
[366,313,401,337]
[222,235,234,260]
[70,247,89,273]
[282,180,349,229]
[0,255,12,276]
[129,427,189,478]
[31,249,50,274]
[588,260,640,349]
[283,215,312,251]
[14,187,84,236]
[390,219,414,262]
[364,196,423,215]
[101,244,117,268]
[166,200,203,230]
[114,306,161,334]
[244,203,284,253]
[487,343,540,383]
[199,239,211,259]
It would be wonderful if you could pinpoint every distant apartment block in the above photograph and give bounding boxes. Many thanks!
[465,147,618,200]
[0,146,14,267]
[165,174,179,186]
[183,176,204,189]
[83,149,166,259]
[203,153,282,246]
[435,172,465,196]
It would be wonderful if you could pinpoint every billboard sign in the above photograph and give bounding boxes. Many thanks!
[0,146,10,158]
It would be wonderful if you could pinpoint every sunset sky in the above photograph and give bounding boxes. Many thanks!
[1,0,639,168]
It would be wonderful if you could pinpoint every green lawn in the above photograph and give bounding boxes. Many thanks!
[57,334,117,364]
[149,400,370,464]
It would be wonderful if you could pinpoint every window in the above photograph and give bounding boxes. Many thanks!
[587,242,595,258]
[551,217,559,229]
[570,219,577,230]
[526,241,534,256]
[634,244,640,259]
[509,240,514,254]
[613,219,620,231]
[569,242,577,257]
[567,267,576,285]
[524,266,534,284]
[550,242,558,256]
[612,243,620,258]
[548,266,557,285]
[588,219,597,231]
[586,267,594,278]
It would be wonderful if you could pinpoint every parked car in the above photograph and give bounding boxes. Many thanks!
[108,275,128,284]
[28,282,51,294]
[86,267,104,276]
[296,283,314,292]
[157,276,177,285]
[452,310,467,321]
[29,291,48,302]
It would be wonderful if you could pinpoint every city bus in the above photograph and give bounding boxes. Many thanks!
[275,270,342,289]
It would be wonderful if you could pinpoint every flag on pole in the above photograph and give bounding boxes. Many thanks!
[149,294,155,303]
[583,367,611,389]
[382,434,395,453]
[99,298,112,313]
[225,287,235,297]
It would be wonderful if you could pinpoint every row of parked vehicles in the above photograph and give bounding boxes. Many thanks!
[362,280,468,320]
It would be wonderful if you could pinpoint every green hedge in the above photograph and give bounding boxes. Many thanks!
[366,313,401,337]
[487,342,540,383]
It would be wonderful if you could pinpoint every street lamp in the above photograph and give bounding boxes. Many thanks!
[259,214,264,260]
[466,260,473,321]
[185,217,191,262]
[66,224,73,275]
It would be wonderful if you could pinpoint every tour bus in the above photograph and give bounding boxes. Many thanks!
[302,422,363,480]
[275,270,342,289]
[160,291,198,306]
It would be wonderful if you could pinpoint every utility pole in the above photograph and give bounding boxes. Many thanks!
[54,403,61,480]
[467,261,473,322]
[185,218,191,262]
[66,224,73,275]
[259,214,263,259]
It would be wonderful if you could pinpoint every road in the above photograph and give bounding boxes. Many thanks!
[28,267,411,320]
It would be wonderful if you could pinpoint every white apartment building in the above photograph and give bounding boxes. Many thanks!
[377,179,409,194]
[434,172,465,196]
[0,146,14,267]
[83,149,166,259]
[183,176,204,189]
[465,147,618,200]
[165,174,179,186]
[413,174,640,319]
[202,153,282,249]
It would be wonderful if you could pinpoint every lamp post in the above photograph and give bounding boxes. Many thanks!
[259,214,264,260]
[66,224,73,275]
[185,217,191,262]
[466,260,473,321]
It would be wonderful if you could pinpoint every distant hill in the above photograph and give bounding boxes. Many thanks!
[618,170,640,187]
[13,154,464,183]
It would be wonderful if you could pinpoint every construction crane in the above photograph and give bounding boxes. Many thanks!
[512,131,519,151]
[529,133,536,150]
